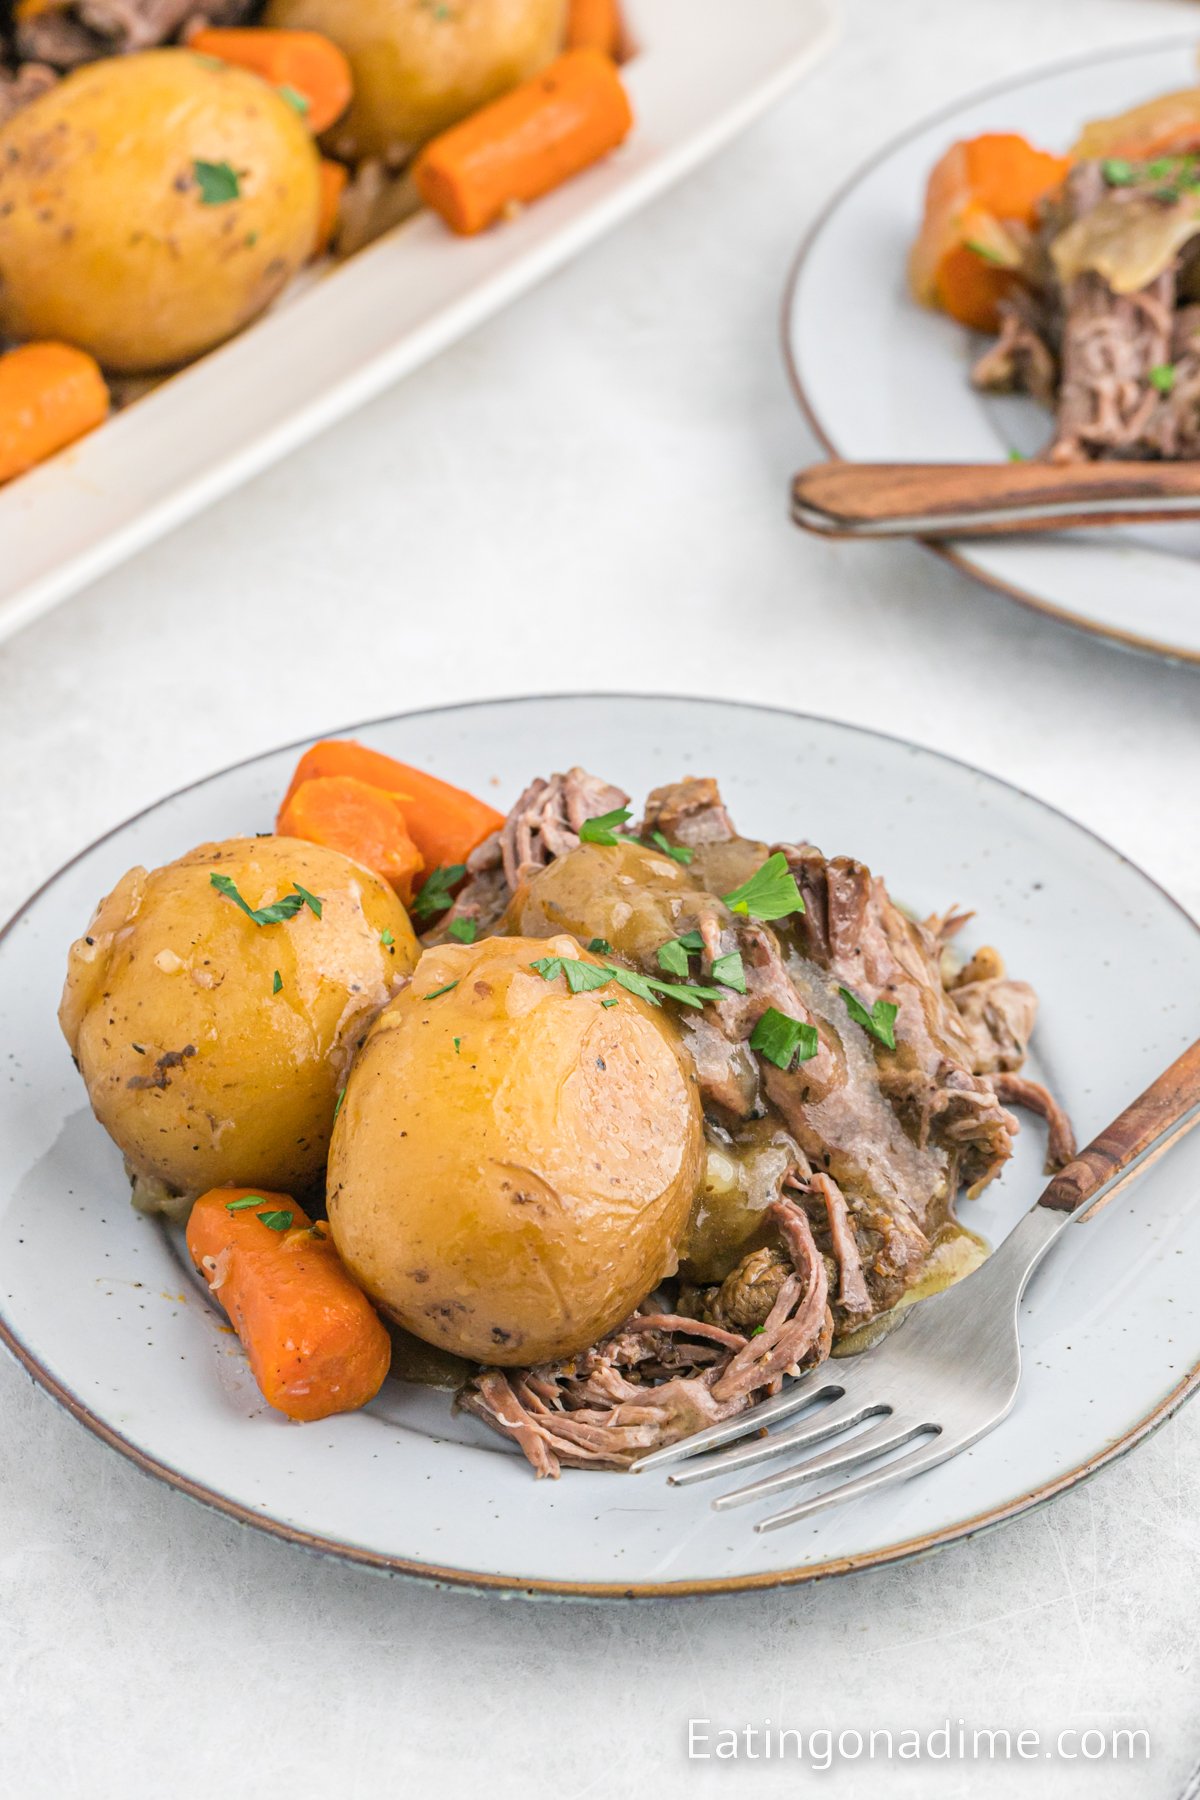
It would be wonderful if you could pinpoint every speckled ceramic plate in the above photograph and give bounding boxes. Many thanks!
[2,694,1198,1598]
[784,36,1200,664]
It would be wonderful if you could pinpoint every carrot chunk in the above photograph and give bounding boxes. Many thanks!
[186,1188,391,1422]
[565,0,623,58]
[187,27,353,134]
[312,157,348,257]
[278,774,424,902]
[910,133,1069,332]
[280,740,505,872]
[413,48,634,237]
[0,342,109,485]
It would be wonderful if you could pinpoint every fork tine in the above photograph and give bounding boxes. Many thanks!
[755,1432,952,1533]
[629,1376,843,1475]
[712,1415,926,1511]
[666,1397,887,1489]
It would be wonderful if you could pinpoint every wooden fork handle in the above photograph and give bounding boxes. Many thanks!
[791,460,1200,538]
[1038,1038,1200,1220]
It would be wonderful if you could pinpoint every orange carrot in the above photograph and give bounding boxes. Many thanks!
[187,26,353,134]
[186,1188,391,1423]
[278,774,424,902]
[0,343,109,485]
[413,48,634,237]
[565,0,623,58]
[313,157,347,258]
[910,134,1069,332]
[280,740,505,872]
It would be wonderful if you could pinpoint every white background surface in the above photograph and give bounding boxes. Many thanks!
[1,0,1198,1794]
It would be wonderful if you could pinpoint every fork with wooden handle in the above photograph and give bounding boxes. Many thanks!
[632,1038,1200,1532]
[791,460,1200,538]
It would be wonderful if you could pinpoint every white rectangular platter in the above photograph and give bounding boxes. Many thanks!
[0,0,836,644]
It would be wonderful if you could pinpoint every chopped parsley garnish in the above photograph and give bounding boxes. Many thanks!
[225,1194,268,1212]
[710,950,746,993]
[423,981,460,1000]
[448,917,478,944]
[657,938,692,978]
[1007,447,1027,463]
[965,239,1007,266]
[587,937,613,956]
[579,807,633,845]
[194,159,241,205]
[380,928,395,947]
[649,830,694,865]
[1101,157,1135,187]
[256,1209,294,1232]
[1149,363,1177,394]
[412,864,466,920]
[722,853,804,923]
[601,997,619,1008]
[334,1086,346,1120]
[278,84,310,114]
[209,872,323,926]
[453,1037,462,1054]
[272,969,283,994]
[530,955,720,1010]
[750,1008,819,1070]
[839,986,899,1050]
[292,882,323,918]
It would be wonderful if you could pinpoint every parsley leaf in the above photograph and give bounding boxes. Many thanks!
[210,872,308,926]
[563,958,613,994]
[601,997,619,1009]
[530,956,563,982]
[587,937,614,956]
[750,1008,819,1070]
[1102,157,1135,186]
[965,238,1007,266]
[194,159,241,205]
[839,986,899,1050]
[423,981,459,1000]
[710,950,746,993]
[606,965,660,1005]
[271,969,283,994]
[225,1194,268,1212]
[380,929,395,947]
[256,1209,294,1232]
[448,917,478,944]
[453,1037,461,1054]
[657,938,692,978]
[647,978,723,1010]
[1007,447,1027,463]
[412,864,466,920]
[278,84,310,114]
[1149,363,1177,394]
[722,853,804,923]
[650,830,694,865]
[292,882,323,919]
[333,1087,346,1120]
[579,807,633,846]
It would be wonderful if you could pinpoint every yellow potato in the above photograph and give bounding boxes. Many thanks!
[0,50,321,373]
[327,934,704,1365]
[60,836,417,1203]
[264,0,567,160]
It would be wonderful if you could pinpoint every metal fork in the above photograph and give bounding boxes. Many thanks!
[632,1039,1200,1533]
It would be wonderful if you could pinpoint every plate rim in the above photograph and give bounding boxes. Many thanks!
[780,30,1200,667]
[3,689,1198,1601]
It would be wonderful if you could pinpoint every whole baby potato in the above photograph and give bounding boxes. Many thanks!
[0,50,321,372]
[60,836,417,1203]
[264,0,567,160]
[327,934,704,1365]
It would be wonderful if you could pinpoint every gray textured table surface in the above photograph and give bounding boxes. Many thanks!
[2,0,1199,1794]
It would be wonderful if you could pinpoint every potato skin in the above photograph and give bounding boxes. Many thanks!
[60,836,417,1199]
[327,934,704,1365]
[264,0,567,161]
[0,51,321,373]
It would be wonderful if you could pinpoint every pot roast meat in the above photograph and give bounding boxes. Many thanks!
[0,60,55,122]
[640,776,735,848]
[16,0,255,65]
[498,767,629,890]
[989,1072,1077,1172]
[458,1200,831,1477]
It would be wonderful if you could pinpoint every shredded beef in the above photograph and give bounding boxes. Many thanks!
[17,0,255,65]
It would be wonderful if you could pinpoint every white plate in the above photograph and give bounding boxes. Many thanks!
[784,36,1200,665]
[3,694,1198,1598]
[0,0,836,647]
